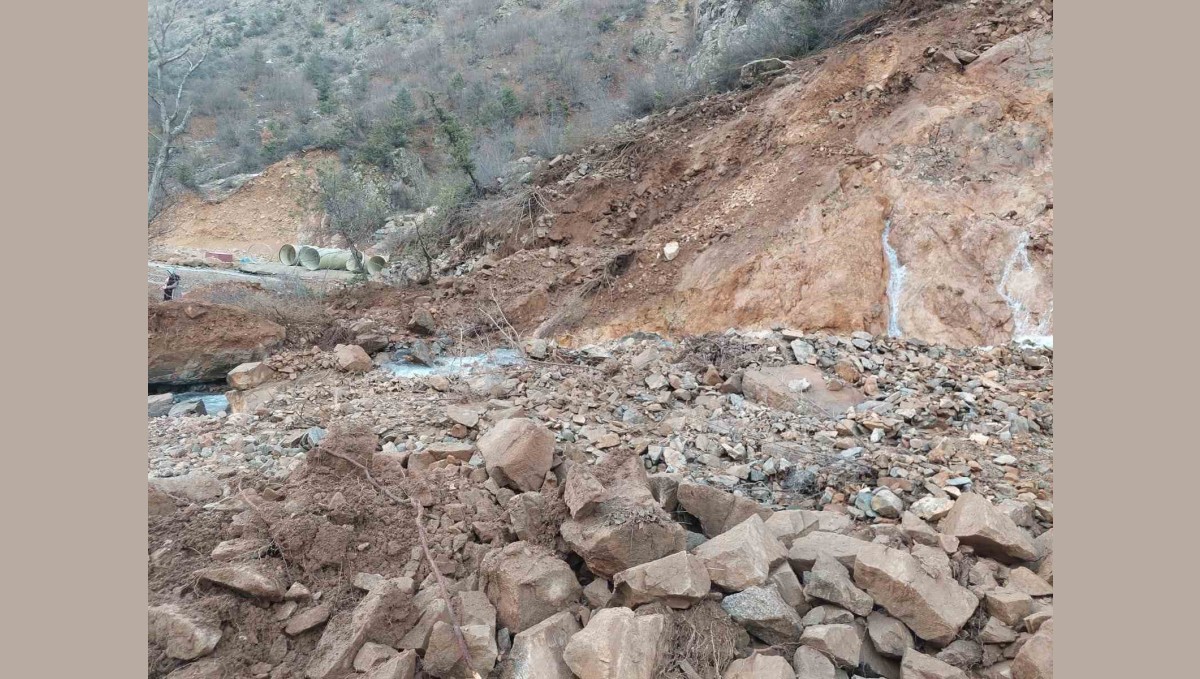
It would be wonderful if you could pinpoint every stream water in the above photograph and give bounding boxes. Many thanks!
[172,390,230,415]
[882,219,908,338]
[381,348,525,378]
[997,231,1053,348]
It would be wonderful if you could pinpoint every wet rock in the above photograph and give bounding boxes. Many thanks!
[227,361,276,390]
[788,531,873,571]
[867,611,913,658]
[504,610,581,679]
[613,551,711,608]
[333,344,373,372]
[800,624,862,669]
[938,493,1036,562]
[148,604,222,660]
[804,553,874,616]
[169,400,207,417]
[723,653,794,679]
[720,585,805,644]
[900,648,967,679]
[478,418,554,492]
[562,607,667,679]
[286,604,332,636]
[852,544,979,645]
[481,541,583,633]
[195,565,285,600]
[692,515,788,591]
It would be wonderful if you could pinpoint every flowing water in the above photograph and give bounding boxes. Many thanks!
[882,219,908,338]
[997,231,1053,348]
[381,348,525,378]
[173,391,230,414]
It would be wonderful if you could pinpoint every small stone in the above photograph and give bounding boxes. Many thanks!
[985,588,1033,627]
[285,604,332,636]
[1006,567,1053,597]
[663,241,680,261]
[871,488,904,518]
[910,497,955,521]
[148,604,222,660]
[867,611,914,658]
[353,642,398,672]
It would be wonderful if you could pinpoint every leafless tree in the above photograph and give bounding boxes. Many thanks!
[148,0,210,221]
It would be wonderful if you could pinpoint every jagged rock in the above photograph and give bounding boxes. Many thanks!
[562,607,667,679]
[149,393,174,417]
[984,588,1033,627]
[564,465,609,518]
[1011,618,1053,679]
[936,640,981,668]
[446,404,483,428]
[804,553,874,616]
[677,482,771,537]
[1006,567,1053,597]
[900,648,967,679]
[368,650,417,679]
[720,585,805,645]
[692,515,788,591]
[852,544,979,645]
[195,565,285,600]
[148,604,222,660]
[938,493,1036,562]
[979,616,1018,644]
[306,579,416,679]
[478,418,554,492]
[613,551,711,608]
[504,610,581,679]
[354,642,399,672]
[768,562,808,612]
[164,659,224,679]
[148,483,177,516]
[227,361,276,390]
[211,537,269,561]
[482,541,583,633]
[286,604,332,636]
[765,509,852,546]
[742,365,865,414]
[910,497,955,521]
[792,645,837,678]
[506,492,546,542]
[802,605,855,626]
[169,400,206,417]
[423,622,498,679]
[788,531,873,571]
[723,652,794,678]
[800,624,862,669]
[408,308,436,335]
[333,344,373,372]
[867,611,913,658]
[583,579,612,608]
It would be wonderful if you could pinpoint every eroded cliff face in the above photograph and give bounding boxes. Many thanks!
[533,5,1052,347]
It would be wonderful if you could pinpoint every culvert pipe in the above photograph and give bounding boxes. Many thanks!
[298,247,352,271]
[365,255,387,275]
[278,244,300,266]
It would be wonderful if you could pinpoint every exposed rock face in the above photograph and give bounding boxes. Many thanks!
[852,544,979,646]
[692,515,788,591]
[149,302,285,386]
[562,607,667,679]
[481,541,583,633]
[477,418,555,492]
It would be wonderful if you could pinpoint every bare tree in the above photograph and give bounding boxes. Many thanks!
[315,163,390,273]
[148,0,210,221]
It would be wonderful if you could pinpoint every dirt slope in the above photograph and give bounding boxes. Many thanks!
[517,0,1053,347]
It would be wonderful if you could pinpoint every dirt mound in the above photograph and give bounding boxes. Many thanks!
[150,151,336,260]
[149,301,286,386]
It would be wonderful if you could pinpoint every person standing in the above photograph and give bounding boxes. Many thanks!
[162,269,180,301]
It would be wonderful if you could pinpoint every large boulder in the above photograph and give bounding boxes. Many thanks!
[1011,618,1053,679]
[692,515,788,591]
[804,553,874,616]
[148,393,174,417]
[423,622,498,678]
[148,604,222,660]
[852,544,979,646]
[481,541,582,633]
[477,418,555,492]
[562,608,667,679]
[938,493,1037,562]
[899,648,968,679]
[227,361,277,390]
[793,645,837,679]
[764,509,852,546]
[789,531,873,571]
[149,301,285,386]
[334,344,373,372]
[800,624,862,669]
[742,365,865,415]
[306,579,418,679]
[720,585,804,645]
[677,482,771,537]
[612,551,711,609]
[503,611,580,679]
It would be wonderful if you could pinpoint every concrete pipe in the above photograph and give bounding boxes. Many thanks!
[298,247,351,271]
[278,244,299,266]
[365,255,388,275]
